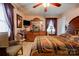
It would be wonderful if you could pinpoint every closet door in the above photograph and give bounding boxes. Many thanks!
[46,18,57,35]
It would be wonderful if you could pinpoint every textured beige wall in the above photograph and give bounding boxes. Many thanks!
[57,7,79,35]
[13,7,26,40]
[13,4,79,36]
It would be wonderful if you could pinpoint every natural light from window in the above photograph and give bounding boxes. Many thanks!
[0,4,10,33]
[47,20,55,34]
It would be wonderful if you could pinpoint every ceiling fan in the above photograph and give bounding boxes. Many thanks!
[33,3,61,12]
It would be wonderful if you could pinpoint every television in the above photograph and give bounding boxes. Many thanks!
[23,20,30,26]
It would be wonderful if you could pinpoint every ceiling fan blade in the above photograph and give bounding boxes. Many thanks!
[51,3,61,7]
[44,7,47,12]
[33,3,42,8]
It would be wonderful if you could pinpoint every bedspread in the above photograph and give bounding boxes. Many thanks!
[30,36,79,56]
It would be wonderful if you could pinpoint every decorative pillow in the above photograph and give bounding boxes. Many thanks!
[60,33,72,38]
[70,35,79,42]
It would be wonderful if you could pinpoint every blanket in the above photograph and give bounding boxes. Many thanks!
[31,36,79,56]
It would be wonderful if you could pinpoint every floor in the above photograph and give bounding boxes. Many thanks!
[22,42,34,56]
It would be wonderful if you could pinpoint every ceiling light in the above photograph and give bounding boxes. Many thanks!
[43,3,50,7]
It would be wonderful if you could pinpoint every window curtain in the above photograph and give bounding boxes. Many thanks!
[47,20,55,34]
[0,4,9,32]
[3,3,14,40]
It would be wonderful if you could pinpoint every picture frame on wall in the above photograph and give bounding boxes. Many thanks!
[17,14,22,28]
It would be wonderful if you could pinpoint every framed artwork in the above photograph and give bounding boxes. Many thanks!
[17,14,22,28]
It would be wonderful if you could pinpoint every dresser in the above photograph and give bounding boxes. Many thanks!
[25,31,46,42]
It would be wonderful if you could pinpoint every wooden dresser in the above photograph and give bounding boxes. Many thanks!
[25,31,46,42]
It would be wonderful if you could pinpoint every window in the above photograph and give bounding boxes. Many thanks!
[46,18,57,35]
[47,20,55,34]
[0,4,10,35]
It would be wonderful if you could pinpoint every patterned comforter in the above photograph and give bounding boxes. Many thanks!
[30,36,79,56]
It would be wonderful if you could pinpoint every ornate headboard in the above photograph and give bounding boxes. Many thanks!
[67,16,79,35]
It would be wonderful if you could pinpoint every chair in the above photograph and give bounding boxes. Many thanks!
[6,40,23,56]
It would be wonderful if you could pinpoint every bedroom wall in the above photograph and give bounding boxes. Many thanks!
[13,4,60,39]
[57,7,79,35]
[13,7,79,36]
[57,17,66,35]
[63,7,79,25]
[13,4,26,40]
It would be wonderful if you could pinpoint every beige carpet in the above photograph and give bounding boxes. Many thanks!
[22,42,34,56]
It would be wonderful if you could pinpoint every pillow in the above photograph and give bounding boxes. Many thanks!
[70,35,79,42]
[60,33,72,38]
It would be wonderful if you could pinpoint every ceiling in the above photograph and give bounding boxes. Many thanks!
[15,3,79,16]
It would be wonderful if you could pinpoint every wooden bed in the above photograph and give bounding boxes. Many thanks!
[30,34,79,56]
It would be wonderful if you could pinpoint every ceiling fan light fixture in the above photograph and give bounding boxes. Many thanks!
[43,3,50,7]
[51,3,61,7]
[33,3,61,12]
